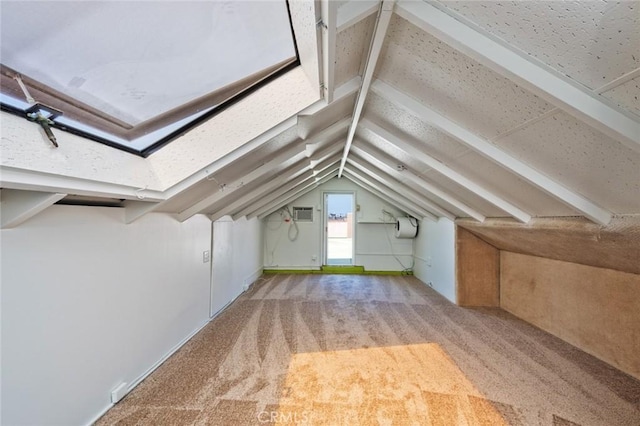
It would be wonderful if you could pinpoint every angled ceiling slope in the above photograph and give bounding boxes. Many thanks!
[1,0,638,228]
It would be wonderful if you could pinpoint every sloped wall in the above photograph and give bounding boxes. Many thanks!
[455,216,640,380]
[456,216,640,275]
[501,252,640,381]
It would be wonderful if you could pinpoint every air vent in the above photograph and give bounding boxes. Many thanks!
[293,206,313,222]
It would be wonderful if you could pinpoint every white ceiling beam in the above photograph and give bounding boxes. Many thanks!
[234,171,321,221]
[210,169,315,223]
[395,0,640,154]
[346,157,452,220]
[254,168,339,220]
[176,148,308,223]
[176,118,348,223]
[188,160,313,223]
[342,172,426,221]
[305,117,351,157]
[342,168,434,221]
[232,153,342,219]
[212,155,340,222]
[361,114,531,222]
[338,0,395,178]
[0,189,66,229]
[337,0,380,32]
[124,78,356,223]
[0,166,163,202]
[320,0,338,103]
[350,142,486,222]
[370,82,612,225]
[122,200,161,224]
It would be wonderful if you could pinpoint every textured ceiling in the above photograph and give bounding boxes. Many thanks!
[2,0,638,230]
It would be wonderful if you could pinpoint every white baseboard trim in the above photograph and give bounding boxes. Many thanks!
[84,318,210,426]
[244,266,264,287]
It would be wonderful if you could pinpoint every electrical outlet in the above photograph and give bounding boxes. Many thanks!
[311,255,317,261]
[426,256,432,267]
[203,250,210,263]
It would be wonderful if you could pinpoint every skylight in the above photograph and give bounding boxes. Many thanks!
[0,1,298,155]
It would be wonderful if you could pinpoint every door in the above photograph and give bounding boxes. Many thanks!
[324,192,355,265]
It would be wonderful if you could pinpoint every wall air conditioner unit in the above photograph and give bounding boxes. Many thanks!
[292,206,313,222]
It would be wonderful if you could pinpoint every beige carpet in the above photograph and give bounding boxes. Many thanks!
[97,274,640,425]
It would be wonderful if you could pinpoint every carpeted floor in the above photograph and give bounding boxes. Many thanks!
[96,274,640,425]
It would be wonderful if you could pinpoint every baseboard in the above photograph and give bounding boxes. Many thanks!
[244,266,264,288]
[85,318,210,426]
[262,268,411,276]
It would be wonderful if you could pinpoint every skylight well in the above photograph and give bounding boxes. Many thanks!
[0,1,299,155]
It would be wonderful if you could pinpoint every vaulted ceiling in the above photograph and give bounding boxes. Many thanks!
[1,0,639,229]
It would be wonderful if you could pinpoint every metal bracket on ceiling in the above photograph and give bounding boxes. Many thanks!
[13,74,62,148]
[25,103,63,148]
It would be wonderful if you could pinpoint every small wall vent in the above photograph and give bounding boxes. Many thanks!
[293,206,313,222]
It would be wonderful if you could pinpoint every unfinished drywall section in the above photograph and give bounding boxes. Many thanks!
[456,216,640,275]
[456,226,499,307]
[0,205,211,426]
[413,217,456,303]
[263,178,411,271]
[211,216,263,317]
[501,252,640,381]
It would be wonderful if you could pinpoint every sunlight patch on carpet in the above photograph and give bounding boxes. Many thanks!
[274,343,510,425]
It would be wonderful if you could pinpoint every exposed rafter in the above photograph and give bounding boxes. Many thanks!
[370,81,613,225]
[320,0,338,103]
[254,167,339,220]
[338,0,395,178]
[350,143,486,222]
[337,0,379,33]
[235,154,341,220]
[0,189,66,229]
[0,166,163,202]
[343,168,435,221]
[395,0,640,154]
[343,171,426,221]
[125,78,358,224]
[210,169,315,223]
[360,117,532,222]
[211,154,341,222]
[347,157,454,220]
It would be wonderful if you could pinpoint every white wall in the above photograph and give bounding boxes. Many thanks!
[413,217,456,303]
[211,216,263,316]
[1,205,212,426]
[263,178,413,271]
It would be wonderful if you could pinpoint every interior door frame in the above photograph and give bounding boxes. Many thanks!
[322,191,356,266]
